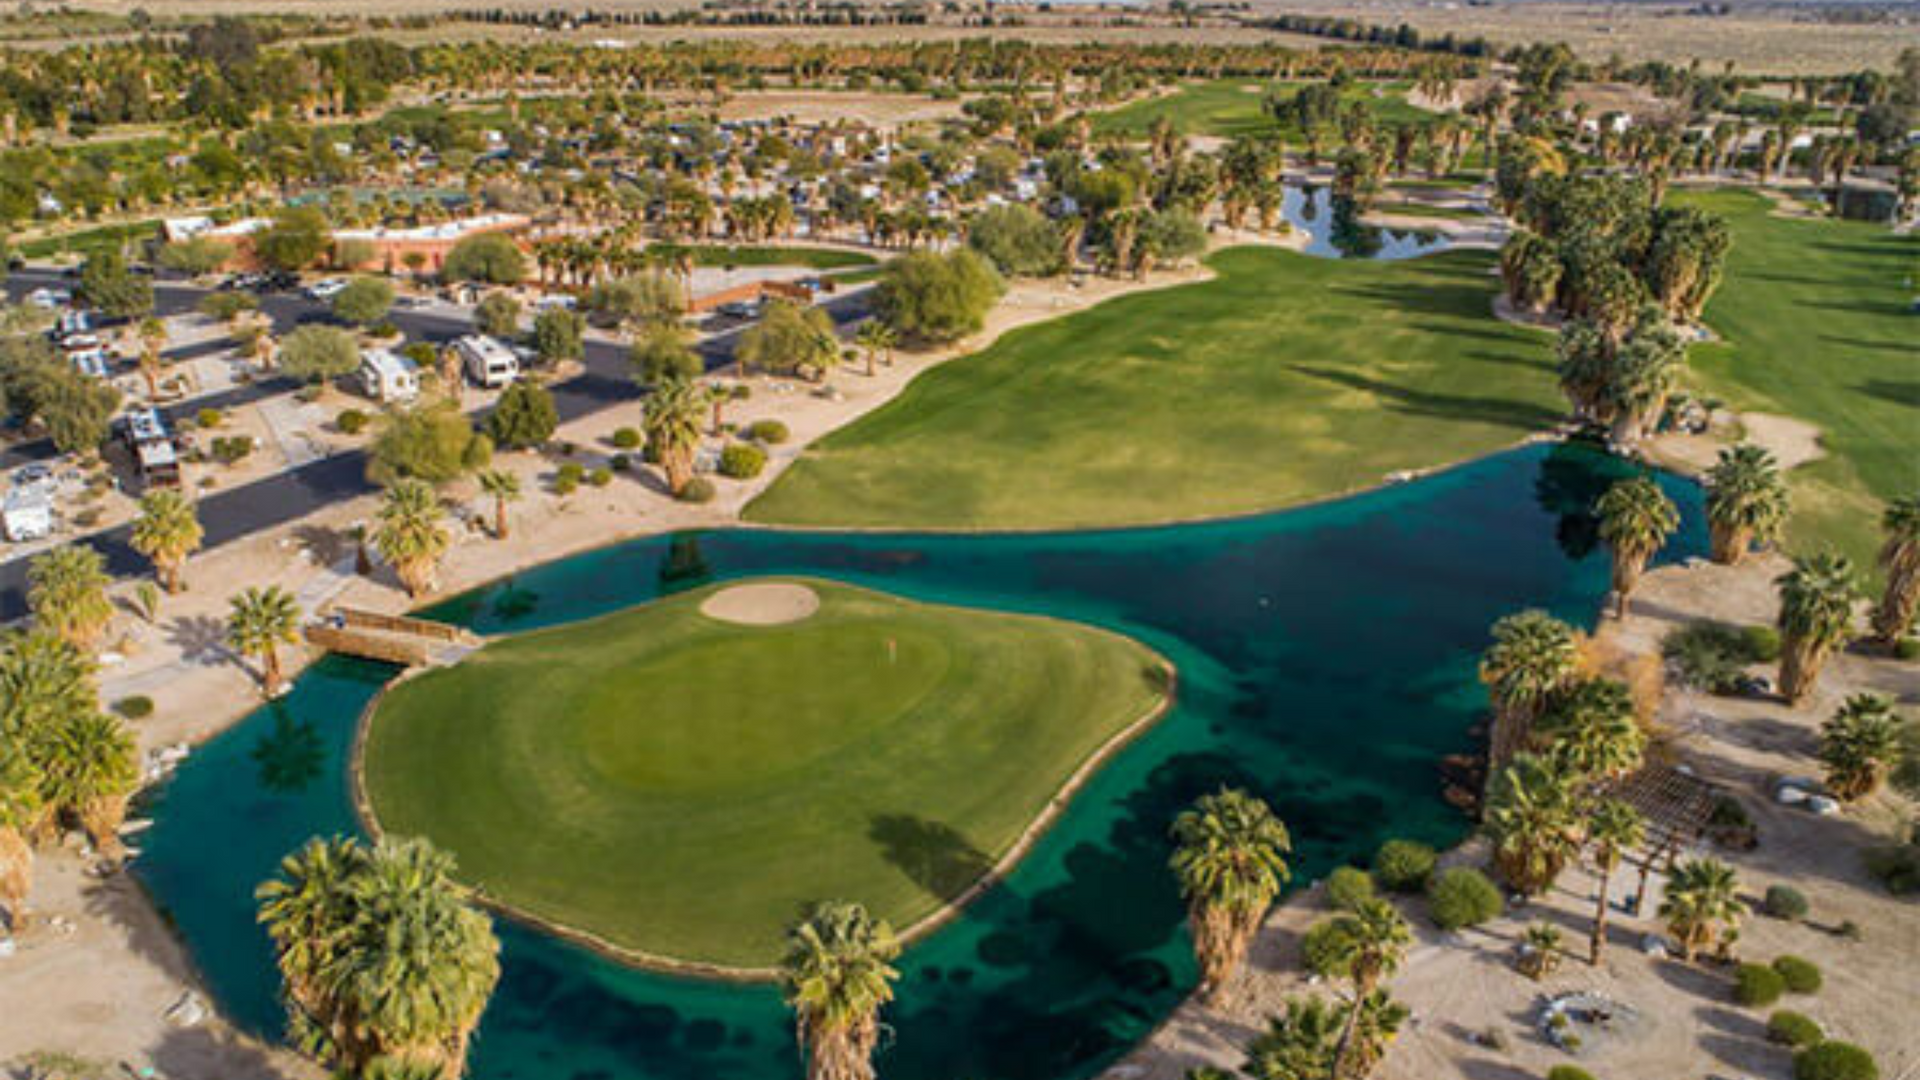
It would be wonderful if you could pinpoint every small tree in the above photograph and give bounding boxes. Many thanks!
[330,277,394,327]
[1660,857,1745,963]
[966,204,1064,277]
[873,248,1004,346]
[369,403,492,485]
[630,320,702,384]
[276,325,361,386]
[253,206,332,273]
[484,381,558,450]
[477,469,521,539]
[531,307,585,365]
[475,292,523,337]
[736,299,839,379]
[129,489,203,594]
[157,236,233,277]
[79,249,152,319]
[27,546,114,650]
[442,232,526,285]
[1818,694,1902,801]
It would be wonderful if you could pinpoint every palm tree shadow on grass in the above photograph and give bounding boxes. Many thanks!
[1285,364,1562,432]
[869,813,994,901]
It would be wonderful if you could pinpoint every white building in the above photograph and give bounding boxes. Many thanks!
[2,486,53,542]
[358,348,420,403]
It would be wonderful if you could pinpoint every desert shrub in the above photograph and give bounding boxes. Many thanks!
[1373,839,1437,893]
[552,473,579,495]
[610,453,631,472]
[747,419,790,444]
[587,467,612,488]
[196,407,223,428]
[612,426,643,450]
[678,476,717,504]
[1864,843,1920,895]
[1895,637,1920,661]
[1794,1041,1879,1080]
[211,435,253,464]
[1763,885,1809,921]
[718,443,768,480]
[556,461,585,483]
[1773,955,1822,994]
[1325,867,1375,912]
[112,695,154,720]
[1427,867,1502,930]
[1663,621,1773,693]
[1769,1011,1824,1048]
[1734,962,1786,1007]
[336,409,369,435]
[1546,1068,1597,1080]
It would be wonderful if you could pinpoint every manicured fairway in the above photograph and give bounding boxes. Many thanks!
[1093,78,1430,139]
[749,245,1560,529]
[359,579,1168,968]
[1670,188,1919,565]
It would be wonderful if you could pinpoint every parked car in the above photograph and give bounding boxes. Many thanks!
[305,278,349,301]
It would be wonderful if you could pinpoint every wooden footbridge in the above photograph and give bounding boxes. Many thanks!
[305,606,483,667]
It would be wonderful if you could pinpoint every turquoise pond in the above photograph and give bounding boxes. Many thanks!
[136,441,1705,1080]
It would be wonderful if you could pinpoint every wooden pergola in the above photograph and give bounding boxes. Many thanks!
[1600,762,1723,915]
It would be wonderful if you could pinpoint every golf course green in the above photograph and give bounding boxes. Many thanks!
[749,245,1559,529]
[1092,77,1431,139]
[358,579,1170,969]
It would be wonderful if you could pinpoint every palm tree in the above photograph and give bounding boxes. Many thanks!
[1483,753,1581,895]
[0,743,43,930]
[129,489,204,594]
[227,586,302,697]
[1479,610,1579,773]
[27,546,115,650]
[1703,444,1788,566]
[0,628,97,736]
[642,375,709,497]
[1243,995,1343,1080]
[1818,693,1902,801]
[1775,552,1859,704]
[1869,495,1920,646]
[1168,787,1292,998]
[137,315,167,399]
[1518,922,1562,979]
[476,469,521,540]
[1536,677,1645,784]
[1325,897,1411,1078]
[1597,476,1679,618]
[1659,857,1744,963]
[1584,798,1644,964]
[853,320,896,377]
[258,836,499,1078]
[36,711,137,856]
[374,480,450,598]
[781,900,901,1080]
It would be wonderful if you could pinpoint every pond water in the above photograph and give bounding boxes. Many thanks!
[136,442,1704,1080]
[1283,184,1456,260]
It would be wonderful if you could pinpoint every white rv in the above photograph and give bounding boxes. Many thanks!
[358,348,420,403]
[455,334,519,390]
[2,485,53,542]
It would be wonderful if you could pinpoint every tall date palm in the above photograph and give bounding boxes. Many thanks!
[1703,443,1787,566]
[1775,552,1859,704]
[780,900,901,1080]
[1168,787,1293,998]
[1870,495,1920,646]
[1597,475,1679,618]
[1479,610,1579,772]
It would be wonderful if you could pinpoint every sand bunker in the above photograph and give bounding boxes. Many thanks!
[699,582,821,625]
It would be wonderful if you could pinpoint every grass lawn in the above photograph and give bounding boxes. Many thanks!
[1093,78,1431,140]
[360,579,1168,968]
[749,245,1560,529]
[1669,188,1919,567]
[681,244,876,270]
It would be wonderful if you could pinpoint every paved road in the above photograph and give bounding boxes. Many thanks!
[0,269,874,620]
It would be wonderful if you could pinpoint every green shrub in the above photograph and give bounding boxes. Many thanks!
[1895,637,1920,661]
[553,473,579,496]
[718,443,768,480]
[1663,621,1774,693]
[1773,955,1822,994]
[1734,962,1786,1007]
[556,461,585,483]
[211,435,253,464]
[112,695,154,720]
[1794,1041,1879,1080]
[610,453,631,472]
[1373,839,1437,892]
[1325,867,1375,912]
[1865,843,1920,895]
[1769,1010,1824,1048]
[612,426,643,450]
[747,419,790,444]
[678,476,717,504]
[1300,917,1355,978]
[1764,884,1809,920]
[1427,867,1502,930]
[587,467,612,488]
[196,407,223,428]
[1546,1068,1597,1080]
[336,409,369,435]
